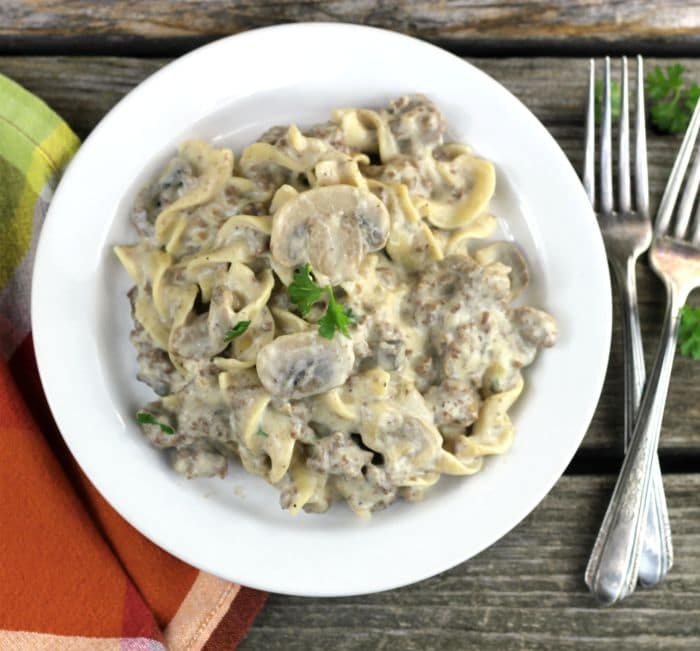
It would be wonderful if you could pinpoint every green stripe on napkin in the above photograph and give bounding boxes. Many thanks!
[0,73,79,292]
[0,73,80,357]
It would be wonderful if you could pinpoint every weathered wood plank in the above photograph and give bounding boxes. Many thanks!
[2,1,700,56]
[1,55,698,452]
[240,475,700,650]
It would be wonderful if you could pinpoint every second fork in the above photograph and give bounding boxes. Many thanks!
[587,84,700,607]
[583,56,673,604]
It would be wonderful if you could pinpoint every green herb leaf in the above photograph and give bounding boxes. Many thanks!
[224,320,251,342]
[650,100,688,135]
[287,263,355,339]
[646,64,700,134]
[287,264,325,316]
[256,428,269,438]
[679,305,700,360]
[594,79,622,122]
[646,64,684,101]
[137,412,175,435]
[318,290,354,339]
[686,83,700,116]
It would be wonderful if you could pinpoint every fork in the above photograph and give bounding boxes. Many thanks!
[583,56,673,603]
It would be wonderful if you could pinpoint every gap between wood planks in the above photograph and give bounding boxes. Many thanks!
[565,449,700,475]
[3,34,700,59]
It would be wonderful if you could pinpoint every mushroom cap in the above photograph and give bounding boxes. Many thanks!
[256,331,355,400]
[270,185,390,285]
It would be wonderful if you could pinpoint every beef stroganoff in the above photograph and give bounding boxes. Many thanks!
[115,95,557,517]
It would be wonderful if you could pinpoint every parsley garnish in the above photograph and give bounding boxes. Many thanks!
[646,64,700,134]
[679,305,700,360]
[224,320,251,342]
[318,291,353,339]
[287,264,325,316]
[287,264,355,339]
[137,412,175,435]
[256,428,269,438]
[595,78,622,122]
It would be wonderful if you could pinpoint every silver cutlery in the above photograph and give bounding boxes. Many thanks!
[583,56,674,603]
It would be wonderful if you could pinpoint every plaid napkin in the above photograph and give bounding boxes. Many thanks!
[0,74,266,649]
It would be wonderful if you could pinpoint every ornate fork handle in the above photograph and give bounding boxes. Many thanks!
[585,288,682,604]
[615,259,673,587]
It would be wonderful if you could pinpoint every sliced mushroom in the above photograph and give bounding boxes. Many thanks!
[256,331,355,400]
[270,185,390,284]
[474,241,529,298]
[307,214,364,283]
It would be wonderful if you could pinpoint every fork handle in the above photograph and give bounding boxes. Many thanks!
[585,287,683,604]
[618,261,673,587]
[638,458,673,586]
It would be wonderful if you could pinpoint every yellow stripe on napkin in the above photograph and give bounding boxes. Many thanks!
[0,73,79,340]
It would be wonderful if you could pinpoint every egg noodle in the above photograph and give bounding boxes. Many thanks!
[115,96,556,517]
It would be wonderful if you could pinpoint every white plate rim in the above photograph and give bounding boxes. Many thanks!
[31,22,611,597]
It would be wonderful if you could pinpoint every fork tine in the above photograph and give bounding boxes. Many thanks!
[655,96,700,235]
[691,195,700,243]
[600,58,614,213]
[688,180,700,243]
[584,59,596,205]
[618,57,631,212]
[673,140,700,238]
[674,95,700,239]
[635,55,649,217]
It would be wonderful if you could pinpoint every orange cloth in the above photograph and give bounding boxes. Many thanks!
[0,73,266,649]
[0,336,267,649]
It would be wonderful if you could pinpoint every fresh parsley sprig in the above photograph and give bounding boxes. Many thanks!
[137,412,175,435]
[679,305,700,360]
[318,291,353,339]
[287,264,325,316]
[287,264,354,339]
[646,64,700,134]
[224,320,251,342]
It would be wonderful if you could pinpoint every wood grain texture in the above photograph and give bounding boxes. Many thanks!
[1,55,698,452]
[240,475,700,650]
[4,53,700,648]
[3,1,700,55]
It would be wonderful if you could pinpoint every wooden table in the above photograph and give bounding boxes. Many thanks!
[4,3,700,649]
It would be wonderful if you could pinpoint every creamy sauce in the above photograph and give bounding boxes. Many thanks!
[115,96,556,517]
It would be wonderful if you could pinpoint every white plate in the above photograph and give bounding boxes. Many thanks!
[32,23,611,597]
